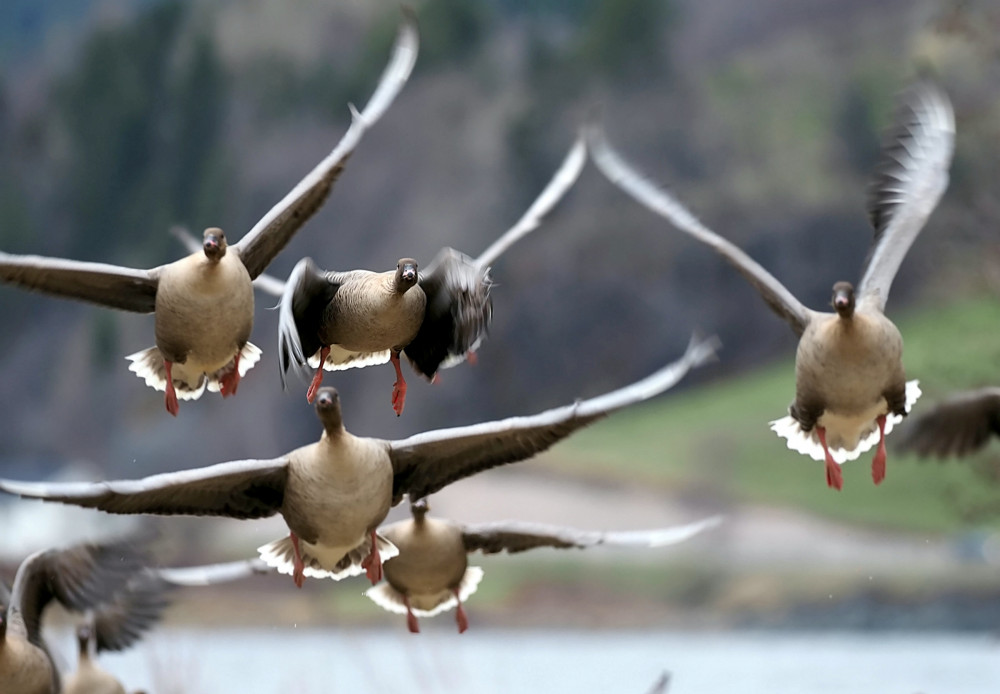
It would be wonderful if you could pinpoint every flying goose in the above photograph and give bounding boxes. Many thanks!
[0,11,418,416]
[277,133,588,414]
[896,387,1000,458]
[366,498,722,634]
[589,82,954,489]
[0,334,717,589]
[0,539,148,694]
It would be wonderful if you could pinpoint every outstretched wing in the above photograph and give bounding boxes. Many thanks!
[588,126,813,337]
[0,253,159,313]
[10,537,150,646]
[475,133,587,270]
[91,570,173,652]
[897,387,1000,459]
[388,334,718,503]
[156,558,271,586]
[0,458,289,519]
[234,10,419,278]
[277,257,341,385]
[403,248,492,379]
[461,515,723,554]
[857,81,954,310]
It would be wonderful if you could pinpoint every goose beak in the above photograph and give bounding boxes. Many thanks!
[401,264,417,282]
[204,234,220,254]
[833,290,851,310]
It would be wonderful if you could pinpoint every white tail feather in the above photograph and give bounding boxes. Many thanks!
[770,380,921,463]
[205,342,263,392]
[125,347,206,400]
[257,533,398,582]
[307,344,391,372]
[365,566,484,617]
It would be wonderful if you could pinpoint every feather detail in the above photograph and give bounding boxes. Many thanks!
[256,534,398,582]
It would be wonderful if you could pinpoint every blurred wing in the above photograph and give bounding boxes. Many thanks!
[277,257,341,385]
[0,253,158,313]
[10,537,149,645]
[858,82,955,310]
[462,515,723,554]
[235,10,419,278]
[0,458,289,519]
[171,225,287,297]
[389,334,718,502]
[92,571,173,652]
[897,387,1000,459]
[156,558,271,586]
[588,126,812,337]
[475,133,587,269]
[403,248,492,379]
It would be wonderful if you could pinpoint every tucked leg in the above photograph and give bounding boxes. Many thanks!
[390,349,407,416]
[453,587,469,634]
[360,530,383,585]
[871,415,887,485]
[403,595,420,634]
[220,351,242,397]
[306,346,331,403]
[815,426,843,491]
[164,361,179,417]
[290,533,306,589]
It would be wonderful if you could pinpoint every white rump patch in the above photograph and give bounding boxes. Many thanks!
[205,342,263,393]
[125,346,206,400]
[307,344,391,372]
[365,566,484,617]
[257,533,398,582]
[770,380,921,464]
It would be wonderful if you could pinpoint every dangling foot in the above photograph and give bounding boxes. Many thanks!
[164,361,179,417]
[454,588,469,634]
[390,350,407,417]
[403,595,420,634]
[815,426,843,491]
[871,415,887,485]
[360,530,382,585]
[219,351,242,397]
[290,533,306,589]
[466,350,478,366]
[306,346,330,403]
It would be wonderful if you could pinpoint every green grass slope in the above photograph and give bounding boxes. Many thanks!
[544,294,1000,533]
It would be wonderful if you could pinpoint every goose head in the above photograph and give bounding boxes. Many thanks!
[394,258,419,293]
[831,281,855,319]
[202,228,228,263]
[315,387,344,435]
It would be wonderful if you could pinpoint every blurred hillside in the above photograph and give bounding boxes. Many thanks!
[0,0,997,494]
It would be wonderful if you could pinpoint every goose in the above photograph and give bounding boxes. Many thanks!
[0,11,418,416]
[0,334,717,589]
[0,539,148,694]
[63,625,126,694]
[366,498,722,633]
[588,82,954,489]
[896,387,1000,458]
[276,133,588,415]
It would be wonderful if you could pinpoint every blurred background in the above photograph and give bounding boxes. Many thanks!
[1,0,999,691]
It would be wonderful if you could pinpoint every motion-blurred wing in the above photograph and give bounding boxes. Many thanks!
[0,253,158,313]
[461,515,723,554]
[858,82,954,310]
[234,10,419,278]
[897,387,1000,458]
[10,538,149,646]
[388,334,718,502]
[588,126,813,337]
[277,257,342,385]
[0,458,289,519]
[91,570,173,652]
[475,133,587,269]
[157,558,271,586]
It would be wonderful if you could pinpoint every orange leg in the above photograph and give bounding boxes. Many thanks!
[466,350,478,366]
[164,361,179,417]
[290,532,306,589]
[306,346,330,403]
[390,350,407,417]
[360,530,383,585]
[453,587,469,634]
[815,426,843,491]
[403,595,420,633]
[220,351,242,397]
[871,415,887,485]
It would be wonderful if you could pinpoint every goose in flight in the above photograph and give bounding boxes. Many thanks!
[367,498,723,633]
[0,538,149,694]
[0,334,717,589]
[276,134,588,415]
[589,82,954,489]
[0,11,418,416]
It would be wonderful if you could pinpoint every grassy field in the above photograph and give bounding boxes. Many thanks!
[540,293,1000,533]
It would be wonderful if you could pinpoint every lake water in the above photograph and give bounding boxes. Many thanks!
[55,628,1000,693]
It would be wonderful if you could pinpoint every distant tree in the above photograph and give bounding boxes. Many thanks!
[577,0,676,81]
[418,0,492,67]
